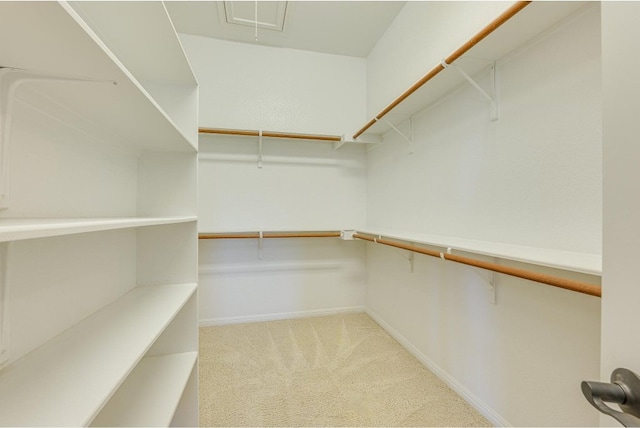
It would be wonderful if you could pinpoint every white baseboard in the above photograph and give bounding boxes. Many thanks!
[199,306,366,327]
[365,308,511,428]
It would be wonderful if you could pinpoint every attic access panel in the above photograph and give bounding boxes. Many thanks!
[223,1,288,31]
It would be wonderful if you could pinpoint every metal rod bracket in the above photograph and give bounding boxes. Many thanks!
[257,130,263,168]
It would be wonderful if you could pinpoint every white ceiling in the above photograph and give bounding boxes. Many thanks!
[165,1,406,58]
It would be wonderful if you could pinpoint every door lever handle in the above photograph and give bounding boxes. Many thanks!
[582,368,640,427]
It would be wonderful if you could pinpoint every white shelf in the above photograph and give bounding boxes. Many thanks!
[358,228,602,276]
[0,284,197,427]
[0,2,196,153]
[90,352,198,427]
[0,216,197,243]
[361,1,588,137]
[66,1,199,148]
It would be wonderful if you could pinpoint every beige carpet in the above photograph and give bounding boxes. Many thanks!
[199,313,491,427]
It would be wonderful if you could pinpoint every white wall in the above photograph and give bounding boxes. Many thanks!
[180,34,366,136]
[364,4,601,426]
[198,138,366,232]
[180,35,368,323]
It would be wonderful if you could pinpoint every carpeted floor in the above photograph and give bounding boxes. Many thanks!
[199,313,491,427]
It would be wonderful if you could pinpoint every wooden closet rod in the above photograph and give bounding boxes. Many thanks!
[353,233,601,298]
[199,127,342,142]
[199,231,342,239]
[352,1,531,139]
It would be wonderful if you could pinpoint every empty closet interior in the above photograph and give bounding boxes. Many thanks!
[0,1,605,427]
[191,2,601,427]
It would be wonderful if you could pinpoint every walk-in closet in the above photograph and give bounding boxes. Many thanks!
[0,1,639,427]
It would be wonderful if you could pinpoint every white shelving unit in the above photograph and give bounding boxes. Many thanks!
[0,2,198,426]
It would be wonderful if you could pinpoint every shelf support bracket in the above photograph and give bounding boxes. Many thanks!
[377,117,414,154]
[0,66,117,211]
[441,59,498,121]
[443,247,497,304]
[258,230,264,259]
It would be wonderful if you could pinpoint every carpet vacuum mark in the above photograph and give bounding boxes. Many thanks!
[199,313,490,427]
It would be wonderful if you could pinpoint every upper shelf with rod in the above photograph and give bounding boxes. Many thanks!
[355,228,601,277]
[353,1,588,139]
[199,228,601,278]
[352,230,601,298]
[200,127,378,150]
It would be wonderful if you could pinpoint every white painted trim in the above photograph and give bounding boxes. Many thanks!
[365,308,511,428]
[199,306,365,327]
